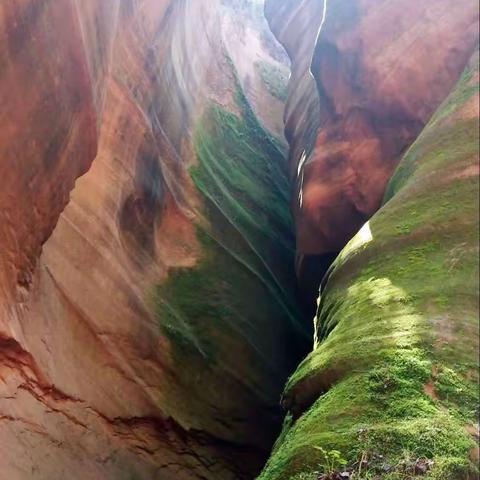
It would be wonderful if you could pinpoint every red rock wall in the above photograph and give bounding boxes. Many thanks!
[0,1,300,478]
[0,0,112,312]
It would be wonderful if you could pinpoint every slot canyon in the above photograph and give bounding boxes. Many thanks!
[0,1,478,479]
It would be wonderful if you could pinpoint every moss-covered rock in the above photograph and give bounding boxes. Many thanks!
[152,59,308,453]
[258,53,479,480]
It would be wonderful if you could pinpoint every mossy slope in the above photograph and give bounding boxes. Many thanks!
[258,54,479,480]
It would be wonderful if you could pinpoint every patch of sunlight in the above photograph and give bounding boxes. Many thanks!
[346,277,423,346]
[354,221,373,248]
[299,276,425,408]
[297,150,307,177]
[298,150,307,208]
[336,221,373,265]
[310,0,328,70]
[313,311,320,349]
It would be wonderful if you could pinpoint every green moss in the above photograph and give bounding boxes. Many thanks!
[153,226,253,363]
[150,54,308,443]
[189,100,301,320]
[260,364,476,479]
[258,53,479,480]
[255,60,290,102]
[429,456,478,480]
[435,367,479,421]
[290,474,317,480]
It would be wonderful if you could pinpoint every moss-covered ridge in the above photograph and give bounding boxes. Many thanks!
[151,58,308,453]
[258,54,479,479]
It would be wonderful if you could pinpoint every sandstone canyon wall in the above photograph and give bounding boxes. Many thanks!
[260,1,479,479]
[1,1,479,479]
[0,1,307,479]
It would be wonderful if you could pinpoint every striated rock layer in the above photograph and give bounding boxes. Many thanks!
[0,1,306,479]
[266,0,479,309]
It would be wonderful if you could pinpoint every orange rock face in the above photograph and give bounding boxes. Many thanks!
[266,0,479,305]
[0,1,302,479]
[0,0,104,310]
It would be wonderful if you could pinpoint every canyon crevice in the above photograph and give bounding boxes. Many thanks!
[1,1,479,479]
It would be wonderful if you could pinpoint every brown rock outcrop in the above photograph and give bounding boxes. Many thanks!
[0,0,109,312]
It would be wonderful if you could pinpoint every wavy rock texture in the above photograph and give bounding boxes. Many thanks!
[259,8,479,480]
[266,0,479,309]
[0,1,307,479]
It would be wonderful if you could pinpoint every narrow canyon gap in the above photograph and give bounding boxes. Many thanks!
[0,1,479,480]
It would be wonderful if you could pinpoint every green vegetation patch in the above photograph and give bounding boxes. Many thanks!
[255,60,290,102]
[150,61,308,442]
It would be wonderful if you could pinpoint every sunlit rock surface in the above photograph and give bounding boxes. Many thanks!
[266,0,479,307]
[0,1,306,478]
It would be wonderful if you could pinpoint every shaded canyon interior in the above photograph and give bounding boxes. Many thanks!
[0,1,478,480]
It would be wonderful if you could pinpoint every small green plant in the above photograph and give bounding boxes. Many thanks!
[314,446,348,476]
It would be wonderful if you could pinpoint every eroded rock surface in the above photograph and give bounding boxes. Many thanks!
[0,1,306,478]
